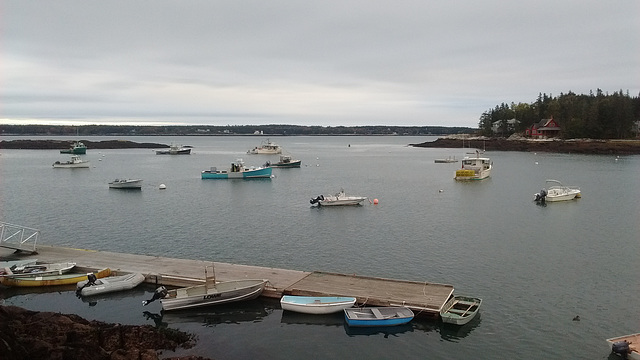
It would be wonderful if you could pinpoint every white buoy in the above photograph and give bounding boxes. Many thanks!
[159,184,166,190]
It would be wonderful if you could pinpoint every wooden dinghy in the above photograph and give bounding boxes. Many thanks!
[76,272,146,297]
[0,262,76,278]
[280,295,356,314]
[0,268,111,287]
[344,307,414,327]
[439,295,482,325]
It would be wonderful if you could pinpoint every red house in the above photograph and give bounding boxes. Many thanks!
[525,117,561,138]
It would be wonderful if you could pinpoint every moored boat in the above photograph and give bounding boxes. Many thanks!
[606,333,640,360]
[310,189,367,206]
[108,179,143,189]
[247,139,283,155]
[280,295,357,314]
[143,278,268,311]
[439,295,482,325]
[268,154,301,168]
[76,272,146,296]
[533,179,581,202]
[344,307,414,327]
[60,141,87,154]
[455,151,492,181]
[155,143,191,155]
[435,156,458,163]
[0,262,76,278]
[201,159,272,179]
[0,268,111,287]
[53,155,90,168]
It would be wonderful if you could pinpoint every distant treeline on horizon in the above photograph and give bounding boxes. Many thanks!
[0,124,476,136]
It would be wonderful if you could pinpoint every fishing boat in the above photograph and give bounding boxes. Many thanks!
[439,295,482,325]
[310,189,367,206]
[0,268,111,287]
[155,143,191,155]
[52,155,90,168]
[60,141,87,155]
[280,295,357,314]
[268,154,301,168]
[201,159,272,179]
[0,262,76,278]
[76,272,146,296]
[533,179,581,203]
[247,139,283,155]
[606,333,640,359]
[454,151,492,181]
[108,179,143,189]
[344,307,414,327]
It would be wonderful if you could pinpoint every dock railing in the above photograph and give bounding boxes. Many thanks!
[0,222,39,254]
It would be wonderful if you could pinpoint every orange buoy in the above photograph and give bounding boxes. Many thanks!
[373,198,379,204]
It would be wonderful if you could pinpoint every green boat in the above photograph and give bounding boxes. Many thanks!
[60,141,87,154]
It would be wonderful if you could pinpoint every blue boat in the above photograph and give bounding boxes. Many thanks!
[344,307,414,327]
[201,159,272,179]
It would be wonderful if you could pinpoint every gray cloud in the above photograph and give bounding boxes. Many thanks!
[3,0,638,127]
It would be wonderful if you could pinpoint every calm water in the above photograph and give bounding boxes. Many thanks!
[1,135,638,359]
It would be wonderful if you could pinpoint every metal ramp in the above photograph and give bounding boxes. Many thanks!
[0,222,39,254]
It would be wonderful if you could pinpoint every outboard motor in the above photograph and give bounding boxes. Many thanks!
[534,189,547,202]
[142,286,168,306]
[75,272,98,296]
[310,195,325,205]
[611,341,631,359]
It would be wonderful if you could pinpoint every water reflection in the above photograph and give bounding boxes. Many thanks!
[343,322,414,337]
[142,299,272,328]
[438,313,482,341]
[280,310,344,326]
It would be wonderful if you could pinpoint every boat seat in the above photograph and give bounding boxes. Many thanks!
[371,308,384,319]
[447,308,468,315]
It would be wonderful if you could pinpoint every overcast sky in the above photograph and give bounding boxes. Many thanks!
[2,1,638,128]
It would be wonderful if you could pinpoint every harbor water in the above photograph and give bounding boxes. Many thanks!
[1,135,638,359]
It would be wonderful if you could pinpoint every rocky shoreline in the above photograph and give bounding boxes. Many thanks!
[0,139,167,150]
[410,138,640,155]
[0,305,211,360]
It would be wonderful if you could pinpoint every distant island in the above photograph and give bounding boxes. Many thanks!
[410,136,640,155]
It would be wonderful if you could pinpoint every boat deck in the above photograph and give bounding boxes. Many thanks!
[1,245,454,316]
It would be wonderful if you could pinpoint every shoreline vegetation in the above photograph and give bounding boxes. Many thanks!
[1,137,640,154]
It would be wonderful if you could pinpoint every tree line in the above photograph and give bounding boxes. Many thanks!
[479,90,640,139]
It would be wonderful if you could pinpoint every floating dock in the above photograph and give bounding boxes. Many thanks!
[1,245,454,317]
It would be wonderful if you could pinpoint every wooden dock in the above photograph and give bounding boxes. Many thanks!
[1,245,454,316]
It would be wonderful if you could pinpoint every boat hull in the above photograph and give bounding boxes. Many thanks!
[270,160,302,168]
[156,149,191,155]
[160,279,267,311]
[440,296,482,325]
[109,180,143,189]
[201,167,272,179]
[318,198,367,206]
[1,262,76,278]
[280,296,356,314]
[53,162,90,168]
[0,268,111,287]
[344,307,414,327]
[77,272,146,296]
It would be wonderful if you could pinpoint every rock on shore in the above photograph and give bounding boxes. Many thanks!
[410,137,640,155]
[0,305,211,360]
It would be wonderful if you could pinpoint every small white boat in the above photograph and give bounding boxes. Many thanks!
[439,295,482,325]
[533,179,581,202]
[455,151,492,181]
[606,333,640,360]
[108,179,143,189]
[0,259,38,270]
[310,189,367,206]
[344,307,414,327]
[52,155,90,168]
[280,295,356,314]
[155,143,191,155]
[0,262,76,278]
[76,272,145,296]
[247,139,283,155]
